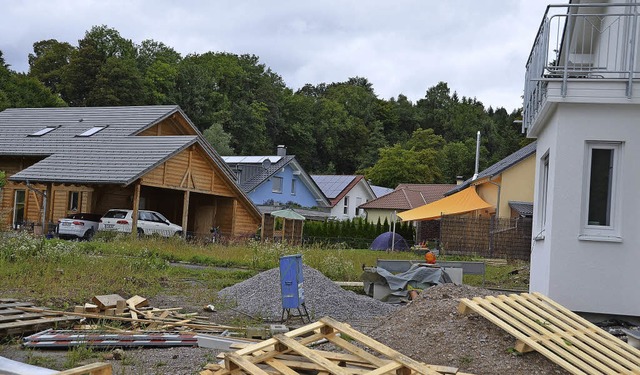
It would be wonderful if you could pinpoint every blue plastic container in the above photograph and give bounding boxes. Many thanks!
[279,254,304,309]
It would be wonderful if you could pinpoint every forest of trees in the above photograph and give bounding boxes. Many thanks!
[0,25,531,188]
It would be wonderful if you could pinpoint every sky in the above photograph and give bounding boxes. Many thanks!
[1,0,557,112]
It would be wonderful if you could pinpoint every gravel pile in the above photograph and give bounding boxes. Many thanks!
[366,283,567,374]
[218,265,398,322]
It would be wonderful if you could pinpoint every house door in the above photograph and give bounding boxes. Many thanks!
[13,190,25,229]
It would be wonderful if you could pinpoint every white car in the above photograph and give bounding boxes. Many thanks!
[58,213,102,240]
[98,209,183,237]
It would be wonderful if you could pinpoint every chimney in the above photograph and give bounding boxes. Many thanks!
[277,145,287,156]
[456,176,464,185]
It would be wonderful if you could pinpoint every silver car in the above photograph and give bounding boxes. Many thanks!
[57,213,102,240]
[98,209,183,237]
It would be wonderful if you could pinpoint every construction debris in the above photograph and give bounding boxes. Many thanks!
[0,299,79,337]
[458,292,640,375]
[201,316,472,375]
[23,329,199,349]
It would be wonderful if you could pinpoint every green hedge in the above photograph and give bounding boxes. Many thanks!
[303,217,415,249]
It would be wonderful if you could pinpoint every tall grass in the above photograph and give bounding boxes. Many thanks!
[0,232,529,307]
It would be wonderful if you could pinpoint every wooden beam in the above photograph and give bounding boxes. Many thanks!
[182,190,190,239]
[131,182,141,236]
[231,199,237,237]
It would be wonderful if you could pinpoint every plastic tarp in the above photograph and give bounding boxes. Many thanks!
[397,186,493,221]
[361,264,452,303]
[369,231,410,251]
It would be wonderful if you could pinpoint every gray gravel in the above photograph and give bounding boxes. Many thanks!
[218,265,398,323]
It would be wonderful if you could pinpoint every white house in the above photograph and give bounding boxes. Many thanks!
[311,175,376,220]
[525,0,640,316]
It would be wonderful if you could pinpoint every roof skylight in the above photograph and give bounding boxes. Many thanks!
[28,126,58,137]
[77,126,107,137]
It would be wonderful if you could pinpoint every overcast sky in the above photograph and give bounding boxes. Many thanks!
[1,0,558,112]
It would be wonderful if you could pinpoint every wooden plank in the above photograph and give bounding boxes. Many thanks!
[225,352,270,375]
[234,322,325,356]
[91,295,125,310]
[126,295,149,309]
[0,302,34,309]
[362,361,403,375]
[325,333,388,367]
[462,297,592,374]
[500,294,635,373]
[319,317,441,375]
[530,292,640,366]
[272,334,350,375]
[484,295,610,374]
[459,293,640,375]
[0,316,79,331]
[55,362,112,375]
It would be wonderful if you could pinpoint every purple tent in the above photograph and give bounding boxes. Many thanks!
[369,231,410,251]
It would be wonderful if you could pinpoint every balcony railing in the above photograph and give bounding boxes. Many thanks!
[524,3,640,132]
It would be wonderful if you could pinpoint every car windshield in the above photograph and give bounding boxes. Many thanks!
[103,210,128,219]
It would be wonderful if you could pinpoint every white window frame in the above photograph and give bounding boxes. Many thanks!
[579,141,623,242]
[343,196,349,215]
[29,126,57,137]
[77,126,106,137]
[535,151,550,240]
[291,179,296,196]
[272,176,283,193]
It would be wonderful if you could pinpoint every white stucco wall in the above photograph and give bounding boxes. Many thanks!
[530,103,640,316]
[329,180,375,220]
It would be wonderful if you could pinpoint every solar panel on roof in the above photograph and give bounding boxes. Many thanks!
[312,175,355,199]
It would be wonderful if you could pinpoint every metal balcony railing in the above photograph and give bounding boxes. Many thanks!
[524,3,640,132]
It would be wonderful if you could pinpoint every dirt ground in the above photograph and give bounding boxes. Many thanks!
[0,282,575,375]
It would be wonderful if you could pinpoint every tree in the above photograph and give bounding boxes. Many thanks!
[203,122,234,155]
[28,39,75,94]
[1,51,66,110]
[62,25,136,106]
[86,57,145,106]
[360,144,441,187]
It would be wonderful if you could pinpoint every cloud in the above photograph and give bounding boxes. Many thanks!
[0,0,554,111]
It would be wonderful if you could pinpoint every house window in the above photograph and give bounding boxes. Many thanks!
[356,197,362,216]
[291,179,296,195]
[272,177,283,193]
[343,196,349,215]
[68,191,79,211]
[13,190,25,229]
[580,142,622,241]
[538,152,549,234]
[29,126,57,137]
[77,126,106,137]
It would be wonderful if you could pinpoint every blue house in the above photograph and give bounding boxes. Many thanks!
[222,146,329,215]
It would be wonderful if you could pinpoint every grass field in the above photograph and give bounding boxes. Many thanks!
[0,232,530,308]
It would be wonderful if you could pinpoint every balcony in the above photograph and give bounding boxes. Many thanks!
[524,3,640,134]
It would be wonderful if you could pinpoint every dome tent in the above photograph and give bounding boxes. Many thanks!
[369,231,410,251]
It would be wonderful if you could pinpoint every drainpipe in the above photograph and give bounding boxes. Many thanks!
[472,131,481,180]
[487,176,501,259]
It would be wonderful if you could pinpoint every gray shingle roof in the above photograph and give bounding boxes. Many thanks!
[0,105,181,145]
[447,141,537,195]
[223,155,296,192]
[509,201,534,217]
[10,136,197,184]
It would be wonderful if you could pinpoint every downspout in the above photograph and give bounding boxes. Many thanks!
[486,176,501,259]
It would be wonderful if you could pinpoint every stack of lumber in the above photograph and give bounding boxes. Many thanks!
[201,316,473,375]
[0,299,79,337]
[458,292,640,375]
[15,294,239,333]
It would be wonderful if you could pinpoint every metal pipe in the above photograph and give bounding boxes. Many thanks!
[472,131,480,180]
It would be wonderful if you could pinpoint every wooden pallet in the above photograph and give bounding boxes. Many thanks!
[0,299,79,336]
[201,316,473,375]
[55,362,112,375]
[458,292,640,375]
